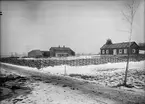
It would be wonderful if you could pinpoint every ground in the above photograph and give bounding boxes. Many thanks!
[0,61,145,104]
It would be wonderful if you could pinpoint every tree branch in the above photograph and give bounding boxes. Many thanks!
[121,10,131,24]
[132,2,140,17]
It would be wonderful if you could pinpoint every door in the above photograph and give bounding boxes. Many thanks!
[113,49,117,55]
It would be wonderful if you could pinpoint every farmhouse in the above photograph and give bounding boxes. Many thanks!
[100,41,139,55]
[49,46,75,57]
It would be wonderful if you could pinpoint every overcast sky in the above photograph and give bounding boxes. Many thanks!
[1,0,144,56]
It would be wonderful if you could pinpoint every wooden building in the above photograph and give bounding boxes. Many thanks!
[41,51,50,57]
[49,46,75,57]
[28,50,43,58]
[100,42,139,55]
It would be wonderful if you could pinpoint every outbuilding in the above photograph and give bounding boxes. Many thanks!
[28,50,43,58]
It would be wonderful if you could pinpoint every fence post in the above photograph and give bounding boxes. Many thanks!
[64,65,67,76]
[41,58,43,70]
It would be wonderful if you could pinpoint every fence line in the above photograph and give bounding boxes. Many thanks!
[0,55,145,69]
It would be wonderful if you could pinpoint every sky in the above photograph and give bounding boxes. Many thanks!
[0,0,144,56]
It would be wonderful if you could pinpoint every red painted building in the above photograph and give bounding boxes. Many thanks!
[100,42,139,55]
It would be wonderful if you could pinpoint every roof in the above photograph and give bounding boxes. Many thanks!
[100,42,138,49]
[50,46,74,52]
[28,50,43,55]
[29,50,41,53]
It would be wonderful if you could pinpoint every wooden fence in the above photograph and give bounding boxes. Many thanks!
[1,55,145,69]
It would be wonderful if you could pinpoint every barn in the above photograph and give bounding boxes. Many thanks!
[28,50,43,58]
[100,41,139,55]
[49,46,75,57]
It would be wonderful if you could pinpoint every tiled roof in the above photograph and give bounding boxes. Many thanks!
[50,47,73,52]
[100,42,138,49]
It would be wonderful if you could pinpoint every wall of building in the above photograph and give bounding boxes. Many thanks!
[28,51,43,58]
[101,47,139,55]
[49,50,75,57]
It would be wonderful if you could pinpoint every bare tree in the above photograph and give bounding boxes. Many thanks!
[121,0,140,86]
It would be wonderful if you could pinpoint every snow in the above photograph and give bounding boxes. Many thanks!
[40,61,145,75]
[0,62,38,71]
[20,55,99,60]
[1,61,145,104]
[1,61,144,88]
[38,61,145,88]
[1,60,144,75]
[1,81,110,104]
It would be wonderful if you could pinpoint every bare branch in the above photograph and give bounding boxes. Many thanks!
[126,3,132,10]
[132,1,140,17]
[132,0,135,6]
[121,10,131,24]
[122,0,140,25]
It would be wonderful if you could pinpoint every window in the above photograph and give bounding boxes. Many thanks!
[106,50,109,54]
[124,49,127,54]
[132,49,136,53]
[102,50,105,54]
[119,49,122,54]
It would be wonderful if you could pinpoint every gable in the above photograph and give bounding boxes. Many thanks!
[130,42,139,48]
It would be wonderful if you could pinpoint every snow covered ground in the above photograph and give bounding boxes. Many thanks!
[19,55,99,60]
[1,81,110,104]
[0,65,118,104]
[38,61,145,88]
[2,60,144,75]
[1,61,145,88]
[1,61,145,104]
[39,61,145,75]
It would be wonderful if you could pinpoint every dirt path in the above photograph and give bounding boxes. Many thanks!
[0,63,145,104]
